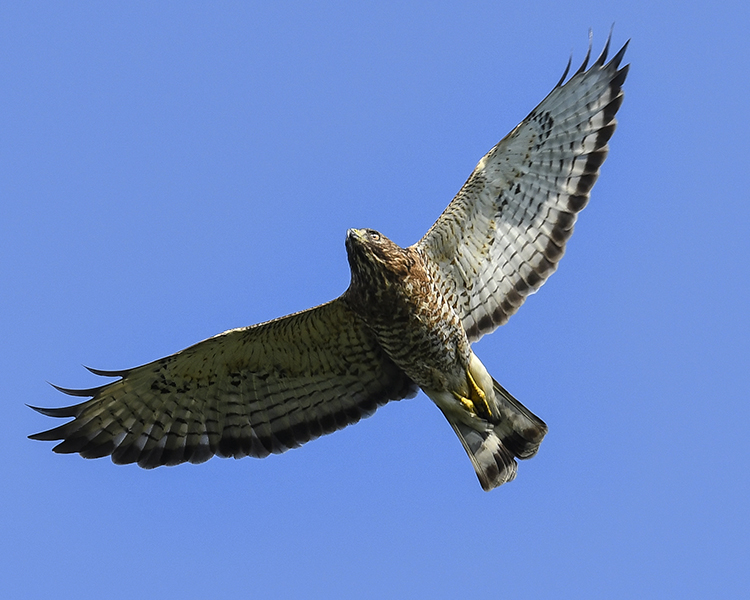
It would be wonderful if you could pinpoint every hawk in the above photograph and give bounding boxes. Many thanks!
[30,36,628,490]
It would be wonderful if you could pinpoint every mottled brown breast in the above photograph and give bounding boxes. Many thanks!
[343,228,470,391]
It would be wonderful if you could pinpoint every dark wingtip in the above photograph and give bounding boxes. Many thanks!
[594,25,614,66]
[29,430,58,442]
[555,54,573,88]
[48,381,101,397]
[28,400,86,418]
[84,365,128,378]
[27,404,60,418]
[28,421,71,441]
[574,29,594,76]
[609,38,630,71]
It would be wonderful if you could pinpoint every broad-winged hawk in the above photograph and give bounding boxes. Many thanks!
[30,35,628,490]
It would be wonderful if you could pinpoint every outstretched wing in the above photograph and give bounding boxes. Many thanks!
[30,298,418,467]
[417,36,629,342]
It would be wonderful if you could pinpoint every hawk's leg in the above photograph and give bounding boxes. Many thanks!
[451,368,493,421]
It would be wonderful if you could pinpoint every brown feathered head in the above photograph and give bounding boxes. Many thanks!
[345,228,413,291]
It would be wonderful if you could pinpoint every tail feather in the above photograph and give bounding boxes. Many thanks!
[449,420,518,491]
[490,378,548,459]
[443,381,547,491]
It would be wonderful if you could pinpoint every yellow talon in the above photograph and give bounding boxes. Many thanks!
[467,368,493,420]
[451,369,493,421]
[453,392,476,415]
[452,364,492,421]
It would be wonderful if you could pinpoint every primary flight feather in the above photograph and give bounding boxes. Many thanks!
[30,34,629,490]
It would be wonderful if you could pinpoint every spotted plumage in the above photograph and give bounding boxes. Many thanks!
[30,35,628,490]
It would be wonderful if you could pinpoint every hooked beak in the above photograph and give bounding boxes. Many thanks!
[346,228,365,241]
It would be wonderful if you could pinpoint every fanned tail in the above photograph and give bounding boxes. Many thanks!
[446,381,547,491]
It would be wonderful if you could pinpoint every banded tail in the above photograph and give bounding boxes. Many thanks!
[447,379,547,491]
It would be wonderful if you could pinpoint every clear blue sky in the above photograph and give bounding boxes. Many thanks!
[3,2,748,598]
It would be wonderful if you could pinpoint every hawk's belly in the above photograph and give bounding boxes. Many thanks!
[350,284,471,393]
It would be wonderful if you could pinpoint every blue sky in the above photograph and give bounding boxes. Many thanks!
[2,1,748,598]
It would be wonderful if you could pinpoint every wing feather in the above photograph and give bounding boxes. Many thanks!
[29,298,418,467]
[417,37,629,341]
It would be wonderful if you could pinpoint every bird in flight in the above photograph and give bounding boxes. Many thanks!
[30,35,628,490]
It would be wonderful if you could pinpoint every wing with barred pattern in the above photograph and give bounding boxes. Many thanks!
[29,299,417,467]
[417,36,629,342]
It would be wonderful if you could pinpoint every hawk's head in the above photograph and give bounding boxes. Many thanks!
[345,228,414,290]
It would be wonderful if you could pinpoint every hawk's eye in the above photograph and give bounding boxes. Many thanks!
[368,231,381,242]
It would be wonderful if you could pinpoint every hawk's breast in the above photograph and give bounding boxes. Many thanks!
[344,231,471,392]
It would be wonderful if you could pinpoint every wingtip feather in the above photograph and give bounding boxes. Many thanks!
[27,401,87,418]
[609,40,630,72]
[593,25,614,67]
[84,365,129,378]
[48,381,101,398]
[574,29,594,76]
[555,55,573,88]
